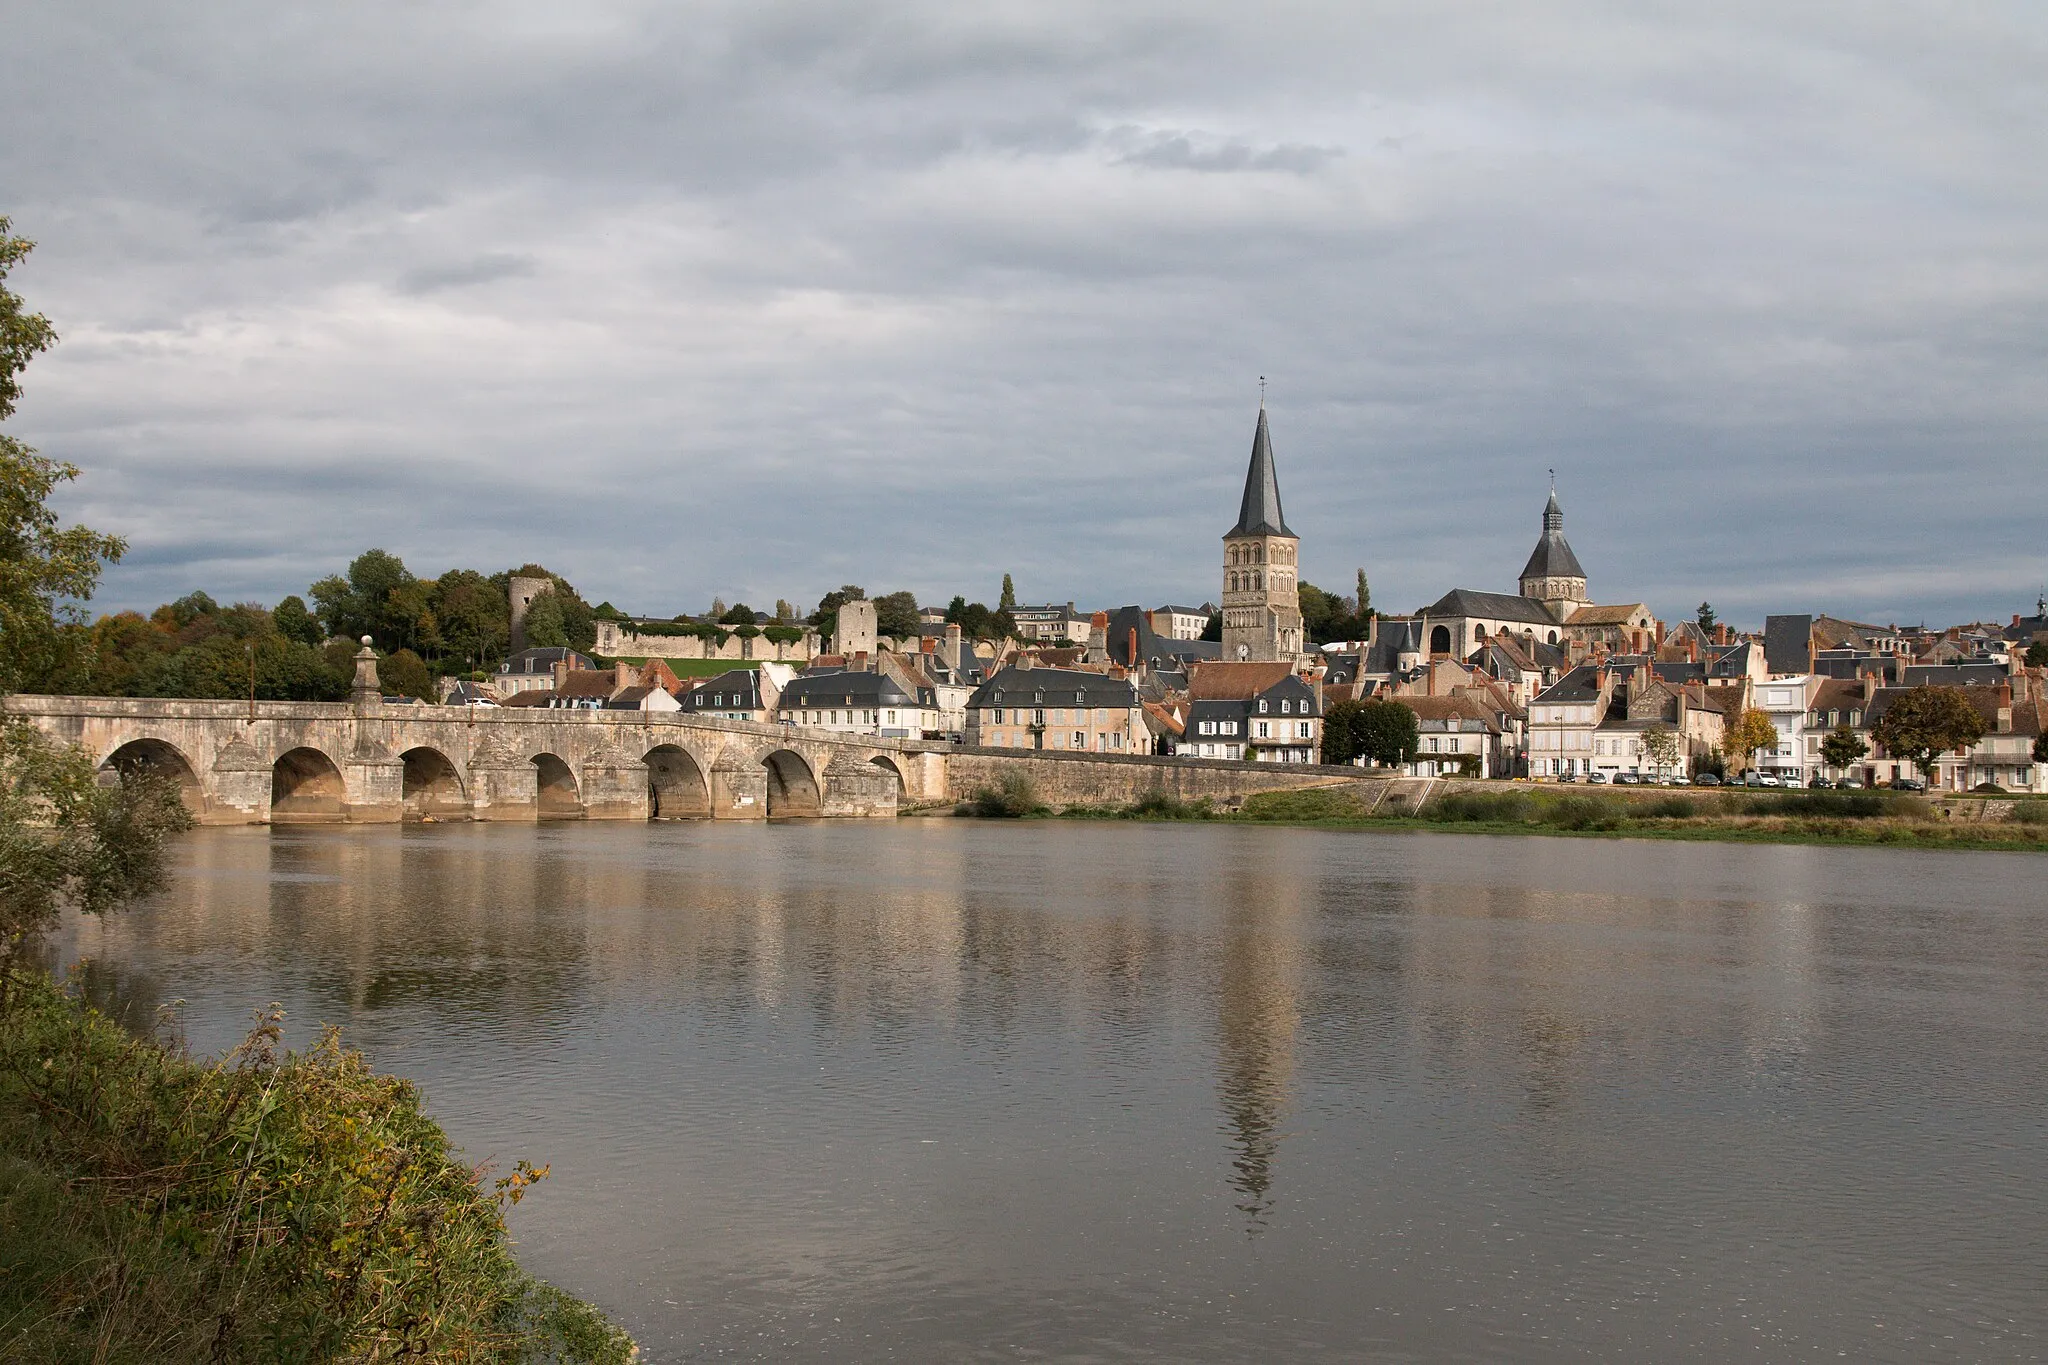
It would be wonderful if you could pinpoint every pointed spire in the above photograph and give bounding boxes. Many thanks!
[1227,405,1293,538]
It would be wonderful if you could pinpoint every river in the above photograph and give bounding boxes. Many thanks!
[46,822,2048,1361]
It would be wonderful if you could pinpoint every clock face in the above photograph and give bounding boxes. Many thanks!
[1236,643,1250,660]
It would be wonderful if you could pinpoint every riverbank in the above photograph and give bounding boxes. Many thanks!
[0,969,634,1364]
[960,780,2048,852]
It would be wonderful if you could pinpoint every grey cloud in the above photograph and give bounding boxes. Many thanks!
[1111,129,1344,176]
[3,1,2045,629]
[397,254,537,295]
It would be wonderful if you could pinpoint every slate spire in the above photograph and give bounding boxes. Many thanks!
[1228,404,1294,538]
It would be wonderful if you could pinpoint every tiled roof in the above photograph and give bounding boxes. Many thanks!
[1567,603,1650,626]
[1187,661,1296,700]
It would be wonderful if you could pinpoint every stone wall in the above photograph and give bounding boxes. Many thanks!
[591,620,819,662]
[935,748,1380,808]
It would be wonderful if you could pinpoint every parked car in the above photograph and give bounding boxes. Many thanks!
[1559,772,1580,783]
[1588,772,1610,784]
[1809,776,1833,788]
[1892,777,1927,792]
[1840,777,1865,789]
[1693,773,1720,787]
[1614,772,1639,785]
[1669,774,1691,786]
[1756,773,1781,787]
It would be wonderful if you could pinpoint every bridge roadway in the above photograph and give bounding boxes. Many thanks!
[4,694,1370,824]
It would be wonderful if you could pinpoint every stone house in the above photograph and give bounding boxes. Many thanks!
[964,664,1150,754]
[1184,662,1322,763]
[777,667,941,740]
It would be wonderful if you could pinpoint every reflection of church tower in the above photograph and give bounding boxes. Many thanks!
[1517,482,1589,622]
[1215,892,1302,1229]
[1220,404,1304,664]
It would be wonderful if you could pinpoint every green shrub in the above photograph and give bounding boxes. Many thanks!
[1642,796,1697,819]
[1538,795,1626,831]
[1128,790,1214,820]
[1739,791,1907,820]
[2009,802,2048,825]
[1429,791,1535,823]
[964,771,1046,817]
[0,972,632,1363]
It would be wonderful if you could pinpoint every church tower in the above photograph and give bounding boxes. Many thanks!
[1517,482,1589,621]
[1220,404,1304,664]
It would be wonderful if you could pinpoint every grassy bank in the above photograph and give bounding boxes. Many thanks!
[0,969,634,1363]
[961,778,2048,851]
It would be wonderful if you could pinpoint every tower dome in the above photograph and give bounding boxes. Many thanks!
[1518,486,1588,619]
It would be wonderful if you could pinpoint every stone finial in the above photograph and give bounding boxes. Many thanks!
[352,636,382,707]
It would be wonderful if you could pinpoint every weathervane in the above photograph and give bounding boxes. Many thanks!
[1258,375,1266,407]
[1548,467,1556,494]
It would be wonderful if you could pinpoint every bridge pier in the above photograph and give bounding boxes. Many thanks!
[581,748,652,821]
[710,749,768,819]
[343,754,404,824]
[821,751,898,818]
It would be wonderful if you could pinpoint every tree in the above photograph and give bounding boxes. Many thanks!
[999,574,1017,611]
[430,569,509,670]
[0,219,126,694]
[1872,686,1986,780]
[2027,641,2048,669]
[2034,731,2048,765]
[1351,699,1420,767]
[1723,708,1778,775]
[1355,569,1372,622]
[1641,723,1679,774]
[1200,612,1222,642]
[809,584,866,641]
[944,595,968,624]
[872,591,919,640]
[1321,700,1363,763]
[1697,602,1718,633]
[519,592,570,650]
[774,599,796,623]
[718,602,759,625]
[1821,724,1868,773]
[378,647,434,701]
[273,594,323,646]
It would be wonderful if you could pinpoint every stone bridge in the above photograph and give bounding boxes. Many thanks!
[3,693,1377,825]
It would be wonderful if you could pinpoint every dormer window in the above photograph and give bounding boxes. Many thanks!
[1258,700,1268,713]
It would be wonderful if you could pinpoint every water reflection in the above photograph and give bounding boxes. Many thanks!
[47,823,2048,1362]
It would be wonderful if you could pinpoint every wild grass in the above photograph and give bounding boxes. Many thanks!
[959,772,1048,818]
[1239,787,1373,822]
[0,969,633,1364]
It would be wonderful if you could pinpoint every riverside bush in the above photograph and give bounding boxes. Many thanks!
[963,771,1046,817]
[2009,801,2048,825]
[1127,790,1214,820]
[1738,791,1910,820]
[1239,787,1372,822]
[0,972,632,1363]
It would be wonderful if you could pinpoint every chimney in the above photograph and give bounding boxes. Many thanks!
[1998,681,2013,732]
[616,661,633,690]
[553,658,570,688]
[945,622,964,671]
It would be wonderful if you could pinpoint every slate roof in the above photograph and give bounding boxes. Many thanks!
[1902,663,2011,688]
[1532,664,1605,705]
[781,671,921,708]
[500,646,593,676]
[1763,614,1815,675]
[1518,490,1586,582]
[678,669,764,712]
[1418,588,1560,627]
[968,665,1140,710]
[1567,603,1650,627]
[1226,406,1294,538]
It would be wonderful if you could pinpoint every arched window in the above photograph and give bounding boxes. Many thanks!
[1430,625,1451,654]
[1252,571,1262,590]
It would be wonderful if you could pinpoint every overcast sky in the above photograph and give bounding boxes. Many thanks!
[4,1,2044,630]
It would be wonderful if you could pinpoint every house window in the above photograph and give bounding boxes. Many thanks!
[1427,737,1439,753]
[1298,722,1311,739]
[1280,699,1290,714]
[1256,721,1270,739]
[1258,700,1269,713]
[886,711,897,725]
[1449,738,1460,753]
[994,709,1005,724]
[1074,730,1086,748]
[1033,709,1045,726]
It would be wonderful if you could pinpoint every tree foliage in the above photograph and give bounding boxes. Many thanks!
[1872,686,1986,777]
[718,602,759,625]
[1821,724,1869,771]
[1298,580,1371,644]
[872,590,919,640]
[2027,641,2048,669]
[1723,708,1779,770]
[999,574,1017,611]
[1697,602,1718,632]
[1324,698,1418,766]
[0,219,126,694]
[1641,723,1679,772]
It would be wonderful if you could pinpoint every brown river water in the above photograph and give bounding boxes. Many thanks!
[46,821,2048,1362]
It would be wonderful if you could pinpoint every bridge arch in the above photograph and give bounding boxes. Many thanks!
[532,753,582,819]
[761,749,821,818]
[644,744,710,819]
[870,754,904,792]
[272,746,347,822]
[401,747,467,820]
[100,738,206,816]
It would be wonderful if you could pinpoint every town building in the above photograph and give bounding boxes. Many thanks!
[964,664,1150,753]
[1151,605,1212,641]
[777,667,941,739]
[1012,603,1095,645]
[1219,405,1305,665]
[1183,661,1322,762]
[495,646,594,698]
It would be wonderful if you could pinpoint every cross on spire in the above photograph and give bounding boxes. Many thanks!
[1258,375,1266,408]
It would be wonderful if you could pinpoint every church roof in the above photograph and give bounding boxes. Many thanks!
[1418,588,1560,627]
[1519,489,1586,582]
[1226,406,1294,538]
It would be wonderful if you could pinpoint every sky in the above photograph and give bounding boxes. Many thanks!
[3,0,2045,631]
